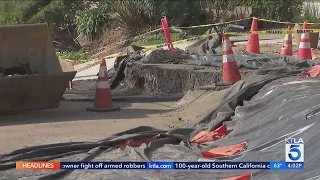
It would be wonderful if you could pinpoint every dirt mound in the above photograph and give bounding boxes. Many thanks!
[124,63,254,94]
[162,89,228,128]
[78,27,125,58]
[52,30,81,52]
[141,48,192,64]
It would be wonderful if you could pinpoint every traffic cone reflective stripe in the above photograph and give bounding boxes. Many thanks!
[222,35,241,84]
[66,81,72,89]
[299,41,311,49]
[87,58,120,112]
[223,55,235,63]
[97,81,110,89]
[223,39,233,55]
[246,17,260,53]
[297,23,312,60]
[280,26,293,56]
[283,41,292,47]
[300,33,311,43]
[96,61,111,89]
[98,65,108,81]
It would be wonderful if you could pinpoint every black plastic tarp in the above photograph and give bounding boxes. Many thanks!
[187,50,320,69]
[1,57,320,180]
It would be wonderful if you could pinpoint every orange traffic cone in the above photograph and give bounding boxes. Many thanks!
[231,44,238,51]
[87,58,120,112]
[66,81,72,89]
[222,35,241,84]
[280,26,293,56]
[297,23,312,60]
[246,17,260,53]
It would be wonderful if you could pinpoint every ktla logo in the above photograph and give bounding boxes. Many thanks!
[285,138,304,162]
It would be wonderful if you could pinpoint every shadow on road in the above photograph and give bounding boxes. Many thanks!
[0,101,173,126]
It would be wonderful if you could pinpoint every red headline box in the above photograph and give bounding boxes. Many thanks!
[16,161,60,170]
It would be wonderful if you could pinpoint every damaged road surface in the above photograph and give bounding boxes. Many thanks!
[1,57,320,179]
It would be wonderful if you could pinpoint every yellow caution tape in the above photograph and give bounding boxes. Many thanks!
[104,53,128,59]
[174,18,252,29]
[102,28,320,59]
[69,17,320,61]
[172,17,320,29]
[115,27,163,45]
[111,17,250,47]
[63,58,99,63]
[63,28,163,62]
[92,27,163,53]
[132,28,163,40]
[258,18,320,25]
[65,27,320,61]
[65,18,320,62]
[223,29,320,35]
[102,32,220,59]
[252,29,320,34]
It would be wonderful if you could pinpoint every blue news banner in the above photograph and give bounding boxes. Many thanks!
[60,162,304,170]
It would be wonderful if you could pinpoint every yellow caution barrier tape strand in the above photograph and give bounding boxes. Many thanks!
[112,17,252,46]
[257,18,320,25]
[115,27,163,45]
[90,27,163,54]
[103,32,220,59]
[132,28,163,40]
[64,58,99,63]
[92,32,223,60]
[66,19,247,62]
[223,29,320,35]
[103,28,320,60]
[173,17,252,29]
[67,18,320,61]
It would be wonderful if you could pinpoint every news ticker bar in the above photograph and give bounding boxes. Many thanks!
[16,161,304,170]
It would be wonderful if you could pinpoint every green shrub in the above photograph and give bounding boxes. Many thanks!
[56,50,88,61]
[133,33,190,46]
[0,1,23,25]
[27,1,85,30]
[0,0,86,31]
[111,0,205,38]
[303,2,320,23]
[111,0,159,37]
[240,0,304,22]
[75,3,110,41]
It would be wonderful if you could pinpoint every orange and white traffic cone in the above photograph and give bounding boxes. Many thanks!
[280,26,293,56]
[297,23,312,60]
[87,58,120,112]
[231,44,238,51]
[246,17,260,53]
[222,34,241,84]
[66,81,72,89]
